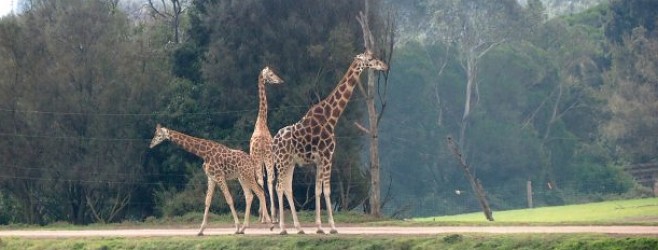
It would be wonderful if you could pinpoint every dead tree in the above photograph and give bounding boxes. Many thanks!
[446,136,494,221]
[354,0,394,218]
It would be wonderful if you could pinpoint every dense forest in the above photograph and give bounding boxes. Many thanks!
[0,0,656,225]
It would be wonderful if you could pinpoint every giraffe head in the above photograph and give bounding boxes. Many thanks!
[149,124,170,148]
[355,50,388,71]
[261,66,284,85]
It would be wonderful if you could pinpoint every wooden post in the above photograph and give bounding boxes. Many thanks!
[653,174,658,197]
[526,180,533,208]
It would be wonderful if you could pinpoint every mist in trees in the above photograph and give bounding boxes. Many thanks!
[0,0,655,224]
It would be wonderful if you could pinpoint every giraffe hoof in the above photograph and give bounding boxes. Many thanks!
[279,230,288,235]
[316,229,325,234]
[297,230,305,235]
[197,232,204,237]
[330,229,338,234]
[236,231,245,235]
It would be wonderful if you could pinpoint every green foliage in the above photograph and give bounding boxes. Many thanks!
[0,0,655,226]
[569,163,633,195]
[380,0,648,218]
[153,169,240,218]
[605,0,658,44]
[0,0,176,224]
[160,0,379,212]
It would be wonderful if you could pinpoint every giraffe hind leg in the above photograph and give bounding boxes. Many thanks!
[265,156,278,223]
[216,179,241,234]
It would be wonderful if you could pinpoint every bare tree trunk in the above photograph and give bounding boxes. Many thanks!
[366,69,381,217]
[447,136,494,221]
[356,0,382,217]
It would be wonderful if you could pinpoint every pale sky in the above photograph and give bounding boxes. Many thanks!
[0,0,16,17]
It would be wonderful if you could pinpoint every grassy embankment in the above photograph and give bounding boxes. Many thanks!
[412,197,658,225]
[2,198,658,249]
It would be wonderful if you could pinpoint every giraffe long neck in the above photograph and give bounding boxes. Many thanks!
[255,75,268,131]
[306,60,363,128]
[167,130,214,159]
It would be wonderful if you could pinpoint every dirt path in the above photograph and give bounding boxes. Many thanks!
[2,225,658,238]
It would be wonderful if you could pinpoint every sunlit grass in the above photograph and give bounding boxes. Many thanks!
[414,197,658,224]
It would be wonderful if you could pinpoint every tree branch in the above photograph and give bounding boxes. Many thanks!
[354,122,371,134]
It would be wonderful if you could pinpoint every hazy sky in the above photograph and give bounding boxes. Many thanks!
[0,0,16,17]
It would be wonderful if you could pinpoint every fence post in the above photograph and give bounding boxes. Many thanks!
[527,180,533,208]
[653,174,658,197]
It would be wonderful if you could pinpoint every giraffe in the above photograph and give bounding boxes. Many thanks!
[149,124,272,235]
[250,66,283,223]
[271,50,388,234]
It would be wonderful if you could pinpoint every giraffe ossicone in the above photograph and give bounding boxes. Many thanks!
[272,50,388,235]
[150,124,273,235]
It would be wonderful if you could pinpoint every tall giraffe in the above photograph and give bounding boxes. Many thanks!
[250,66,283,223]
[149,124,272,235]
[272,50,388,234]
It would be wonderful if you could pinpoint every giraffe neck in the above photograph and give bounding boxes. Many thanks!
[306,60,364,128]
[255,74,268,131]
[167,129,214,158]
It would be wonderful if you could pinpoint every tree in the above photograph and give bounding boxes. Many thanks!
[147,0,188,43]
[421,0,525,220]
[0,0,174,224]
[354,0,395,217]
[603,26,658,163]
[165,0,376,213]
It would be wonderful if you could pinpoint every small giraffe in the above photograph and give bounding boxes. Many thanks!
[250,66,284,223]
[149,124,272,235]
[272,50,388,234]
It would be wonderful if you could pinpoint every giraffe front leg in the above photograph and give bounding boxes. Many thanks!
[198,178,216,236]
[217,180,241,234]
[314,169,325,234]
[323,174,338,234]
[238,185,254,234]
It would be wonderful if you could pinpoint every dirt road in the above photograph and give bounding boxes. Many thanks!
[2,225,658,238]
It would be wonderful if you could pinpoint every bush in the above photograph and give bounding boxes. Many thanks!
[0,192,16,225]
[153,174,241,218]
[571,163,634,194]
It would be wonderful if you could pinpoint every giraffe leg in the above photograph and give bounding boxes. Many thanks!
[322,167,338,234]
[276,178,287,235]
[283,166,304,234]
[255,160,266,223]
[251,176,273,227]
[238,180,254,234]
[197,177,216,236]
[217,179,241,234]
[276,163,304,235]
[266,156,278,223]
[314,167,325,234]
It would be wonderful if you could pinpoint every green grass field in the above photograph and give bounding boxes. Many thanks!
[2,198,658,249]
[414,197,658,224]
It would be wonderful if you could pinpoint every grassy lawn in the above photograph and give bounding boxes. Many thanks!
[2,234,658,250]
[2,198,658,249]
[414,197,658,224]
